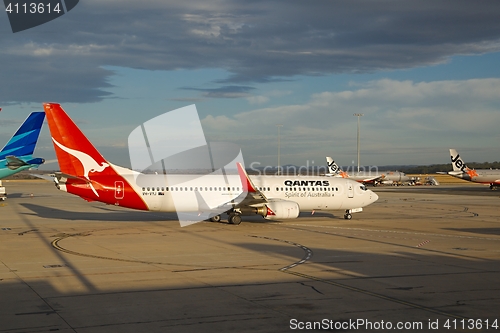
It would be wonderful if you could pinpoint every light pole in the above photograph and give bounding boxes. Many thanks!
[353,113,363,173]
[276,124,283,175]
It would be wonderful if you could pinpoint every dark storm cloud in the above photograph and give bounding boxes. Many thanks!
[2,0,500,103]
[181,85,255,98]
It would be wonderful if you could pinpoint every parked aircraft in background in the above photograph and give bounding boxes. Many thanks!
[440,149,500,189]
[326,157,410,185]
[43,103,378,224]
[0,112,45,179]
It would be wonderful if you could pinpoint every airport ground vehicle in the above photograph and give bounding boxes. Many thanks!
[0,181,6,201]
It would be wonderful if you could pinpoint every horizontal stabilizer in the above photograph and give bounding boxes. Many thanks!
[30,173,55,182]
[55,172,92,185]
[5,155,28,169]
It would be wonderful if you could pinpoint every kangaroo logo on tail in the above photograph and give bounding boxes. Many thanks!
[52,138,109,197]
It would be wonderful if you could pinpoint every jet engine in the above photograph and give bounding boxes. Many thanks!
[254,200,300,220]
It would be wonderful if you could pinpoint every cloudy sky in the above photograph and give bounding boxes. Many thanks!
[1,0,500,169]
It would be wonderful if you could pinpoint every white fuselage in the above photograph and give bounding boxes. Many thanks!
[57,163,379,216]
[115,168,378,213]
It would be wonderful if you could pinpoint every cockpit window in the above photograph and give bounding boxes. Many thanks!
[360,185,367,191]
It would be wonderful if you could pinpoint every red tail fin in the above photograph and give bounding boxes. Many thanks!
[43,103,110,177]
[43,103,148,210]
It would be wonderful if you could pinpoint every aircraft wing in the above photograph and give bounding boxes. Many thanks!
[437,171,463,176]
[197,163,268,214]
[235,162,269,207]
[360,175,384,183]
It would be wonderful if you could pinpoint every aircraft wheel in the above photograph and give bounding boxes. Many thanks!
[209,214,221,222]
[344,213,352,220]
[228,214,242,225]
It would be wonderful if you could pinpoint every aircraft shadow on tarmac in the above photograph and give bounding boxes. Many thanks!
[20,203,178,222]
[19,203,337,223]
[443,227,500,236]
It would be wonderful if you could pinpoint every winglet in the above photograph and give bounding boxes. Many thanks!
[236,162,257,193]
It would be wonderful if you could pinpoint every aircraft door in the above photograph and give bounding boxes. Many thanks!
[115,181,124,199]
[347,183,354,198]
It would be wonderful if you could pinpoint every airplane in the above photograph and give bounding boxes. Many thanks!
[326,157,410,185]
[42,102,378,224]
[0,112,46,179]
[440,149,500,190]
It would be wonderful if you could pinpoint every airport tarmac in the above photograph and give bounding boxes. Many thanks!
[0,181,499,332]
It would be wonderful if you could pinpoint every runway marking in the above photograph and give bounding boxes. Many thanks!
[247,235,313,271]
[287,223,500,242]
[416,240,431,248]
[284,270,468,320]
[254,233,470,320]
[51,227,471,321]
[282,224,491,261]
[51,234,183,267]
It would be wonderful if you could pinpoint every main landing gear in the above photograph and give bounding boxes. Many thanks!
[228,213,242,225]
[344,211,352,220]
[208,211,242,225]
[209,214,221,222]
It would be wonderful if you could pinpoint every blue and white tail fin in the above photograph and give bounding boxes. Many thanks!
[0,112,45,160]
